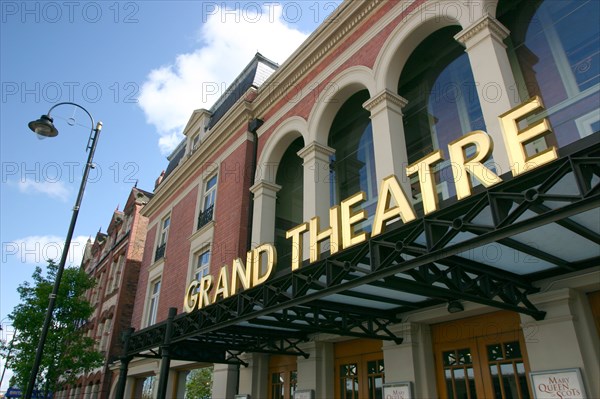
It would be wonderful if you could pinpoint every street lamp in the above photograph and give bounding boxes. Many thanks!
[0,321,18,392]
[25,102,103,399]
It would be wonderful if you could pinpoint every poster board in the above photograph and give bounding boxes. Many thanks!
[383,382,413,399]
[530,368,587,399]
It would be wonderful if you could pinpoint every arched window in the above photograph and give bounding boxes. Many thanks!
[399,26,486,200]
[274,137,304,272]
[329,90,377,228]
[499,0,599,147]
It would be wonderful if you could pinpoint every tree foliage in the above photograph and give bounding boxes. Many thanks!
[185,367,213,399]
[0,261,103,395]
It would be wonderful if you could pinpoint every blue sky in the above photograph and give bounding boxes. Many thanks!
[0,1,340,389]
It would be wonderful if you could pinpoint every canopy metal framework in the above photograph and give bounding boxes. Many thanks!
[115,134,599,399]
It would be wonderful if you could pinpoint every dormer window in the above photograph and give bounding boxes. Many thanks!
[191,133,201,152]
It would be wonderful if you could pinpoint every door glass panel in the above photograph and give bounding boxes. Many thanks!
[367,359,385,399]
[443,349,477,399]
[486,341,530,399]
[271,372,284,399]
[445,369,455,399]
[340,363,359,399]
[290,371,297,398]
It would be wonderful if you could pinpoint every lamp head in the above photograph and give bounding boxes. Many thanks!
[28,115,58,138]
[447,300,464,314]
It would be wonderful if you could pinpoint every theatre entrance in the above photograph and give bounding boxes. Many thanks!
[334,339,385,399]
[433,311,533,399]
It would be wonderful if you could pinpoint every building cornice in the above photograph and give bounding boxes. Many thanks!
[253,0,385,117]
[142,1,387,218]
[142,97,255,218]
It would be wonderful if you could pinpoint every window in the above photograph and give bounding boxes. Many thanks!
[155,216,170,261]
[329,90,377,230]
[204,175,217,210]
[110,255,125,292]
[499,0,599,147]
[100,318,112,352]
[191,133,201,152]
[106,255,124,295]
[198,175,217,229]
[274,137,304,271]
[146,279,161,326]
[399,26,486,201]
[194,250,211,281]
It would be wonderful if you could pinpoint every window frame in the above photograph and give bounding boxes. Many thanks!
[146,278,161,327]
[194,248,211,282]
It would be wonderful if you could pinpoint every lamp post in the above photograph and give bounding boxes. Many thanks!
[0,321,17,392]
[25,102,103,399]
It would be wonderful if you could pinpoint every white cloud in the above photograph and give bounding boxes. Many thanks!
[138,4,308,155]
[2,235,89,267]
[16,180,70,202]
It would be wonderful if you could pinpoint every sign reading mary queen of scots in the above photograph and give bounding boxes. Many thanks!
[184,96,559,312]
[530,369,587,399]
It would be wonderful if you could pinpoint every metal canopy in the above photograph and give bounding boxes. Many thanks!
[125,133,600,360]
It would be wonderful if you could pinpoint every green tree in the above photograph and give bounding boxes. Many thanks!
[0,260,103,396]
[185,367,213,399]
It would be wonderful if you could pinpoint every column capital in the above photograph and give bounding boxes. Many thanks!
[455,15,510,49]
[297,141,335,161]
[250,179,281,195]
[363,89,408,116]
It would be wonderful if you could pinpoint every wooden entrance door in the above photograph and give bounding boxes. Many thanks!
[269,355,297,399]
[334,339,385,399]
[433,312,533,399]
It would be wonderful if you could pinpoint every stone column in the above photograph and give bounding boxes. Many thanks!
[297,142,335,260]
[363,90,411,194]
[455,15,520,174]
[250,180,281,247]
[521,288,600,396]
[382,323,437,398]
[296,341,334,399]
[298,142,335,224]
[237,353,269,399]
[212,364,239,399]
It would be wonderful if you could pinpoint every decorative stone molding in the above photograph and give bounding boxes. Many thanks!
[297,141,335,161]
[250,180,282,196]
[254,0,385,117]
[363,89,408,115]
[455,15,510,49]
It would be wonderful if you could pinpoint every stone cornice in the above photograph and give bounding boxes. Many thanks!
[455,15,510,48]
[363,89,408,113]
[253,0,385,118]
[142,98,255,218]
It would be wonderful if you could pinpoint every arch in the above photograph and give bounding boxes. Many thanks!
[257,116,308,183]
[374,1,491,93]
[307,66,375,145]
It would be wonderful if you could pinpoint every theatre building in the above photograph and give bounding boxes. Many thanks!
[114,0,599,398]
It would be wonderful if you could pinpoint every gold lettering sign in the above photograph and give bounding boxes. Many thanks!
[184,244,276,312]
[499,96,558,176]
[184,99,558,310]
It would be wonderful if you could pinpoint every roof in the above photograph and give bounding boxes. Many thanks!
[161,53,279,182]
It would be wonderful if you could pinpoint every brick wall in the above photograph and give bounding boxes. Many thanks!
[131,223,156,329]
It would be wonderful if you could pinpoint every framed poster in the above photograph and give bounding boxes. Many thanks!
[234,395,251,399]
[530,368,587,399]
[383,382,413,399]
[294,389,315,399]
